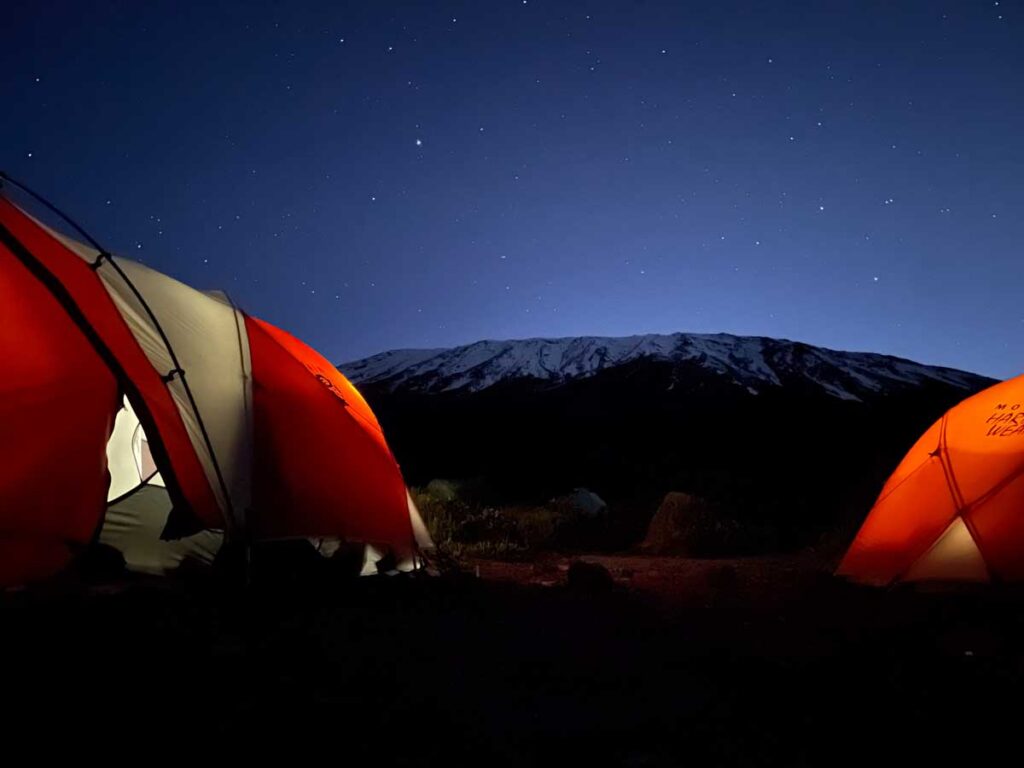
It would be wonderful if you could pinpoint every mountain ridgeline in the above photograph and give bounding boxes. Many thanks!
[342,333,994,550]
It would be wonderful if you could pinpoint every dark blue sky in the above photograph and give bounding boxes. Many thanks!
[3,1,1021,378]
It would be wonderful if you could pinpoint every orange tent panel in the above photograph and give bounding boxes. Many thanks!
[839,374,1024,584]
[0,238,118,583]
[245,316,414,552]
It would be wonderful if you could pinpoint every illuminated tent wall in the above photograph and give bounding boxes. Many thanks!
[0,183,431,586]
[838,374,1024,585]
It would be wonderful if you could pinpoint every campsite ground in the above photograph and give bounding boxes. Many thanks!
[3,553,1022,764]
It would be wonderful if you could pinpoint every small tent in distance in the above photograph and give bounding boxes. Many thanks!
[837,373,1024,585]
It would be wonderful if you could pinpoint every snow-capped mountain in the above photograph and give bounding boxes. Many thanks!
[339,333,993,546]
[341,333,987,402]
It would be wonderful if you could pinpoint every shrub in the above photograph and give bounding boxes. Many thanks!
[642,492,780,557]
[411,485,528,560]
[410,481,612,560]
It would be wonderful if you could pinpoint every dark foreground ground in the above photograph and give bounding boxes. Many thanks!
[3,554,1023,764]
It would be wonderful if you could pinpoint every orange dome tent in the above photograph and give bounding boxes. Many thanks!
[0,176,431,586]
[838,374,1024,585]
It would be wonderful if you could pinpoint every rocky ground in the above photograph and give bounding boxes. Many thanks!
[3,554,1022,764]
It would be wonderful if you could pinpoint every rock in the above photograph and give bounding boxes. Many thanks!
[641,492,716,556]
[566,560,614,593]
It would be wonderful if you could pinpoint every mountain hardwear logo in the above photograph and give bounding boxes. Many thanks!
[315,372,347,403]
[986,403,1024,437]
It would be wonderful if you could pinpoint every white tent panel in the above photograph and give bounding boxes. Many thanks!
[107,398,144,501]
[37,216,252,527]
[361,544,385,576]
[407,490,434,550]
[132,422,164,487]
[96,257,253,528]
[904,516,990,583]
[106,397,164,501]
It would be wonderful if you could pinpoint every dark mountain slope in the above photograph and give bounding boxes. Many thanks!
[343,335,994,549]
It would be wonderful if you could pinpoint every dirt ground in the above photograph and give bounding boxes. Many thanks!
[3,554,1022,764]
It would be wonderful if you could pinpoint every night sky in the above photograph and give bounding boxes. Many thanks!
[2,1,1021,378]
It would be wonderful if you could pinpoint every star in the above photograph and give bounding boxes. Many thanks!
[415,138,422,146]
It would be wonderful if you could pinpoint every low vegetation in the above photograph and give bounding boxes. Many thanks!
[413,478,792,561]
[412,480,611,560]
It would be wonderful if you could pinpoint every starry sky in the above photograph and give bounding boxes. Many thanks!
[2,1,1021,378]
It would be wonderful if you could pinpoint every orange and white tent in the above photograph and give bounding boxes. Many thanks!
[838,374,1024,585]
[0,179,430,586]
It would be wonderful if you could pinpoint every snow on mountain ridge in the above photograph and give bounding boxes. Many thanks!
[339,332,986,401]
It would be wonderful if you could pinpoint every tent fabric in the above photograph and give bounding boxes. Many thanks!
[0,196,224,530]
[838,374,1024,584]
[99,485,222,575]
[23,210,252,528]
[902,517,989,583]
[107,396,165,501]
[407,491,433,551]
[245,316,415,552]
[93,257,254,528]
[0,231,119,584]
[0,189,429,586]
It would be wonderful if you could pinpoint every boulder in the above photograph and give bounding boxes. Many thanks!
[641,492,717,556]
